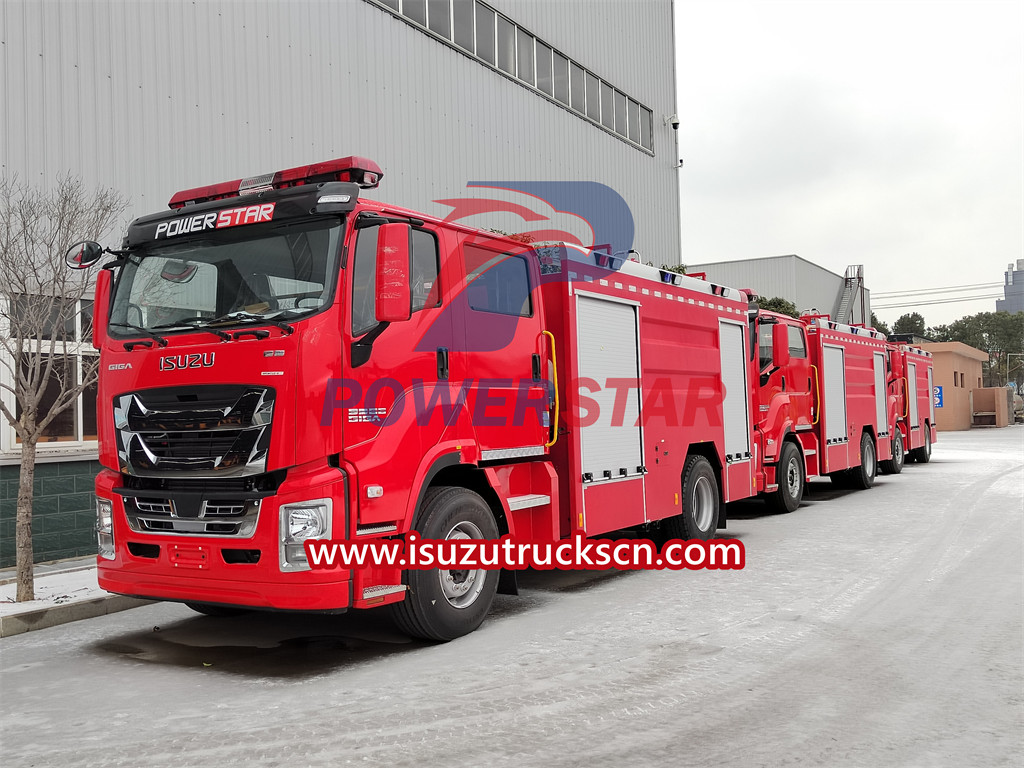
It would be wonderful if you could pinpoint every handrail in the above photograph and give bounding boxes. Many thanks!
[542,330,560,448]
[902,376,909,419]
[810,364,821,425]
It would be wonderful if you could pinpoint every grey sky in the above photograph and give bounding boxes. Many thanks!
[674,0,1023,326]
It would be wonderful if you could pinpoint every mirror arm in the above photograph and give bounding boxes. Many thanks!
[350,321,391,368]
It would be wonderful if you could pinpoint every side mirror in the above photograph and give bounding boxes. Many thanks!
[374,223,412,323]
[772,323,791,368]
[65,241,104,270]
[890,351,904,378]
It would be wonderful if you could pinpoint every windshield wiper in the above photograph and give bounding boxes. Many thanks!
[152,319,232,341]
[109,323,169,350]
[198,311,296,335]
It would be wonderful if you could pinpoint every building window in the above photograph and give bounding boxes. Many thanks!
[475,2,495,64]
[535,41,553,95]
[427,0,451,37]
[495,14,516,75]
[369,0,656,153]
[570,62,586,113]
[1,297,98,455]
[452,0,474,52]
[552,51,569,105]
[516,28,535,86]
[403,0,427,26]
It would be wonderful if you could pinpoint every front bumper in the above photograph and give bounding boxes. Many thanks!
[95,463,355,611]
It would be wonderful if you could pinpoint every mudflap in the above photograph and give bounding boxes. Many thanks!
[498,569,519,595]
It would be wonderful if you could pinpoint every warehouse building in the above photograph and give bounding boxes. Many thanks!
[0,0,681,565]
[687,254,873,325]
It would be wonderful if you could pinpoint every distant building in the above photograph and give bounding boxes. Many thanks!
[686,255,872,325]
[996,259,1024,314]
[919,342,991,430]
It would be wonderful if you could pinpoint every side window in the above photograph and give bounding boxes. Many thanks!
[464,245,532,317]
[758,323,773,371]
[352,225,441,337]
[411,229,441,312]
[787,325,807,359]
[351,227,378,337]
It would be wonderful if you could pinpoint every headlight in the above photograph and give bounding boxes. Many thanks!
[279,499,332,571]
[96,497,115,560]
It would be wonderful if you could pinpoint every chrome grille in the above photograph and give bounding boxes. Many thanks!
[123,496,260,538]
[113,385,274,479]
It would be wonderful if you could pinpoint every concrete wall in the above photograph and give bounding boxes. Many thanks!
[969,388,1010,427]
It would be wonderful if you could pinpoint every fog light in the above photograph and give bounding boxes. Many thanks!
[279,498,332,571]
[96,497,115,560]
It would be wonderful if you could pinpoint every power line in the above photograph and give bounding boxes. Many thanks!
[873,282,1002,298]
[873,293,1003,309]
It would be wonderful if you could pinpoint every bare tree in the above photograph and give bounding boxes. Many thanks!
[0,176,126,601]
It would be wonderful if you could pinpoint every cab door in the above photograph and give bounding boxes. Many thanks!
[445,234,549,461]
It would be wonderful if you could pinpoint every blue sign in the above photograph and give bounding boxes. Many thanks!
[934,385,943,408]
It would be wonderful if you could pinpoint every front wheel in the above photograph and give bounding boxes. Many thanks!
[849,431,877,490]
[390,487,500,642]
[766,441,804,514]
[880,429,904,475]
[664,455,720,541]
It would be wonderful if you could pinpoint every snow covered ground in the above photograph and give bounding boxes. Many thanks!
[1,427,1021,767]
[0,567,106,617]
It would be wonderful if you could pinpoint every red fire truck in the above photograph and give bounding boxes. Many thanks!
[67,156,781,640]
[746,309,894,513]
[67,156,918,640]
[887,343,937,464]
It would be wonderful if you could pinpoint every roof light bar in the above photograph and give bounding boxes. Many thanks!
[168,156,384,209]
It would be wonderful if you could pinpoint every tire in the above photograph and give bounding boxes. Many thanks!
[390,486,500,642]
[848,431,877,490]
[879,429,904,475]
[185,602,250,617]
[664,456,719,541]
[766,441,804,514]
[912,427,932,464]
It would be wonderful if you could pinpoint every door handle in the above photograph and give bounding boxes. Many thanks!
[437,347,449,380]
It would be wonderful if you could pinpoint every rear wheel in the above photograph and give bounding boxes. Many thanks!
[849,431,877,490]
[912,427,932,464]
[880,429,904,475]
[664,456,719,541]
[390,486,500,642]
[767,441,804,514]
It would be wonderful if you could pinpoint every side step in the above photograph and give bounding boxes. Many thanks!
[507,494,551,511]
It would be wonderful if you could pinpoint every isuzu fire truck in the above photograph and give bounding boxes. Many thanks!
[68,156,921,640]
[886,342,937,465]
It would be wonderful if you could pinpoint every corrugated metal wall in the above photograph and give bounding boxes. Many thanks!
[1,0,679,260]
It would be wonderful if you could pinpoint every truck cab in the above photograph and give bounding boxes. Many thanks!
[750,309,815,513]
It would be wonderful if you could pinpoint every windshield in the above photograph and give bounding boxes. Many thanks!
[110,219,343,334]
